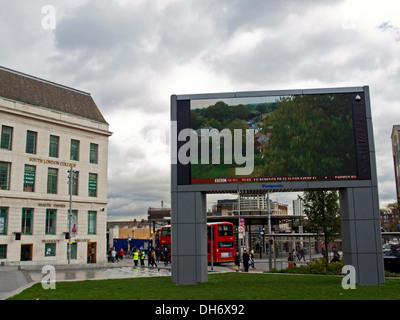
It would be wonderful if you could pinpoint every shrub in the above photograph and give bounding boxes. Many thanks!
[268,257,344,275]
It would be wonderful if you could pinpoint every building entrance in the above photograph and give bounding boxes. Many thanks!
[20,244,32,261]
[88,242,96,263]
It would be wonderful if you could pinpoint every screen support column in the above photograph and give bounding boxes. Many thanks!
[171,191,207,285]
[340,186,384,285]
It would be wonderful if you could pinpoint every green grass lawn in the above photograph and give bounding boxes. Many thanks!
[8,273,400,300]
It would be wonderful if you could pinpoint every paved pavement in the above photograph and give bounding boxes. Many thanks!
[0,255,320,300]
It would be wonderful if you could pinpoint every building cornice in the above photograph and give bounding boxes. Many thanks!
[0,97,112,137]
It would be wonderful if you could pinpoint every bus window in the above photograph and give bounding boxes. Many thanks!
[218,241,234,248]
[218,224,233,237]
[161,227,171,237]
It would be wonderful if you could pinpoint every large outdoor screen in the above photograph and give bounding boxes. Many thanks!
[175,89,371,185]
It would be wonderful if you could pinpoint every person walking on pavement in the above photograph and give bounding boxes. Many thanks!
[331,246,340,262]
[298,247,305,262]
[234,251,240,272]
[243,249,250,272]
[292,249,297,262]
[140,250,145,266]
[156,247,161,263]
[111,248,116,263]
[250,250,255,269]
[163,247,169,266]
[150,249,157,267]
[133,249,139,266]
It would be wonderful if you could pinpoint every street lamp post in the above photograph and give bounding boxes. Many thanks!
[237,189,242,260]
[210,225,214,271]
[267,190,272,271]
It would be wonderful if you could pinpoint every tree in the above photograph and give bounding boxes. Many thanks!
[298,190,341,267]
[232,104,250,120]
[201,101,231,124]
[260,94,357,178]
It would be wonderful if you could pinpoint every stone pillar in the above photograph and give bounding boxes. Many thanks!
[339,187,384,285]
[171,191,207,285]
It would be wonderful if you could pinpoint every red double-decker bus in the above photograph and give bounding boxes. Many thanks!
[207,222,235,263]
[159,222,235,263]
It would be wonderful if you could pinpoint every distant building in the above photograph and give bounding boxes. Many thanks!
[293,199,305,216]
[210,195,288,216]
[380,203,400,232]
[211,199,237,216]
[392,125,400,201]
[0,66,112,265]
[239,194,268,210]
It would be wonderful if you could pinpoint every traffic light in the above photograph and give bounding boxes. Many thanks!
[65,232,70,239]
[15,232,21,240]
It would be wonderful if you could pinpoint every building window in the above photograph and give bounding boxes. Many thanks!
[47,168,58,194]
[0,126,13,150]
[45,209,56,235]
[23,165,36,192]
[68,171,79,196]
[0,244,6,259]
[88,173,97,197]
[49,135,59,158]
[67,210,78,237]
[0,162,11,190]
[70,139,80,161]
[0,207,8,235]
[90,143,98,164]
[22,208,33,235]
[45,243,56,257]
[88,211,97,235]
[25,130,37,154]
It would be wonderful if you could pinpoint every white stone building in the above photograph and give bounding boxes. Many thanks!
[0,66,112,265]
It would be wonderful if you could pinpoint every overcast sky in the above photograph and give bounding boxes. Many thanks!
[1,0,400,220]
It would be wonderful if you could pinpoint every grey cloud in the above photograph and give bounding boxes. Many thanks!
[107,166,170,219]
[3,0,400,220]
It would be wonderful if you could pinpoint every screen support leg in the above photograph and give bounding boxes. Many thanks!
[171,191,207,285]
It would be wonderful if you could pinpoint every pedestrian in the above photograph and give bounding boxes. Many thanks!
[133,249,139,266]
[242,249,250,272]
[234,251,240,272]
[288,252,296,267]
[119,248,124,260]
[163,247,169,266]
[140,250,145,266]
[156,247,160,263]
[274,243,279,258]
[298,247,305,261]
[291,249,297,261]
[331,246,340,262]
[288,252,294,261]
[151,249,157,267]
[111,248,116,263]
[250,250,255,269]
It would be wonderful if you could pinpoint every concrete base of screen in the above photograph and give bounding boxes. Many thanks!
[171,187,384,286]
[171,191,208,285]
[340,187,385,285]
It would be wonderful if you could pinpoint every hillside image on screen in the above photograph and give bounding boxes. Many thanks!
[190,93,359,184]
